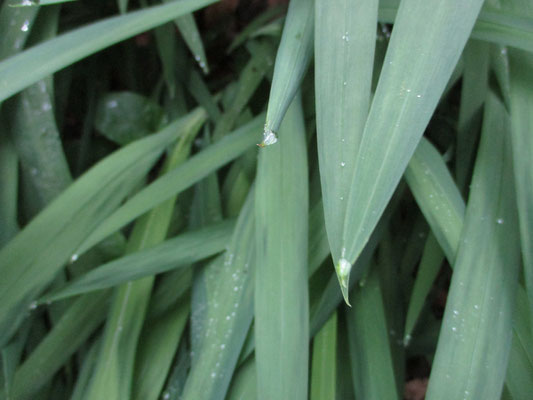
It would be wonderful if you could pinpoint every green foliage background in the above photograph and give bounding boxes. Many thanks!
[0,0,532,399]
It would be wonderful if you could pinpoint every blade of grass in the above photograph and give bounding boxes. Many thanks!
[404,137,465,264]
[339,0,484,303]
[0,0,216,103]
[255,95,309,399]
[455,39,489,193]
[75,113,263,255]
[172,12,209,74]
[182,192,256,400]
[11,291,110,400]
[261,0,313,146]
[41,220,233,302]
[346,265,399,400]
[426,92,520,400]
[0,130,18,246]
[84,108,201,400]
[132,297,190,400]
[0,110,189,347]
[403,233,444,345]
[0,2,38,59]
[504,285,533,399]
[378,1,533,53]
[315,0,378,303]
[310,312,337,400]
[509,48,533,326]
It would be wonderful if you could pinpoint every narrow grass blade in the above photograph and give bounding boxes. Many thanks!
[0,0,216,102]
[339,0,484,302]
[0,112,185,347]
[84,110,200,400]
[76,113,262,255]
[346,266,399,400]
[0,2,38,59]
[404,138,465,263]
[255,96,309,399]
[310,312,337,400]
[426,93,520,400]
[378,1,533,54]
[213,42,273,140]
[182,192,255,400]
[509,48,533,325]
[403,233,444,344]
[132,299,190,400]
[11,291,110,400]
[41,220,233,302]
[173,12,209,74]
[456,40,489,192]
[154,22,177,99]
[0,131,19,246]
[261,0,313,145]
[226,359,257,400]
[315,0,378,303]
[504,285,533,399]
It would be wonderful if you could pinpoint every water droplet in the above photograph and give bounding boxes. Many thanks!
[211,372,216,378]
[262,126,278,146]
[28,301,37,310]
[452,326,457,332]
[226,315,231,321]
[340,196,344,201]
[416,94,422,98]
[30,168,38,176]
[163,392,170,400]
[233,286,239,292]
[406,88,411,93]
[500,47,507,55]
[108,100,118,108]
[474,304,480,310]
[220,344,225,349]
[403,334,412,347]
[341,32,349,42]
[41,102,51,112]
[343,81,347,86]
[453,310,459,316]
[21,20,29,32]
[340,162,345,167]
[70,254,79,262]
[496,218,504,224]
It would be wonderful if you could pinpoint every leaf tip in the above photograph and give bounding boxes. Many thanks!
[336,257,352,306]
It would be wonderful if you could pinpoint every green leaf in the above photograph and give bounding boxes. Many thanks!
[339,0,484,303]
[255,95,309,399]
[76,113,263,255]
[346,266,399,400]
[404,138,465,263]
[315,0,378,304]
[509,48,533,327]
[0,0,216,102]
[310,312,337,400]
[11,291,110,400]
[94,92,165,146]
[426,93,521,400]
[42,220,233,302]
[182,192,255,400]
[0,111,187,347]
[262,0,313,145]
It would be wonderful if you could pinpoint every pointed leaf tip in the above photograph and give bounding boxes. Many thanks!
[336,258,352,306]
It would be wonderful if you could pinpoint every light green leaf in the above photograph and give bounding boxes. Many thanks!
[255,95,309,399]
[315,0,378,304]
[340,0,484,303]
[310,312,337,400]
[426,93,520,400]
[262,0,313,145]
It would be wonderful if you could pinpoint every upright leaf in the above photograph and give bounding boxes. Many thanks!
[426,93,520,400]
[339,0,484,302]
[261,0,313,145]
[255,95,309,399]
[315,0,378,303]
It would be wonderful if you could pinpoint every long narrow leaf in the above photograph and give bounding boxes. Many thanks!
[255,95,309,399]
[339,0,484,303]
